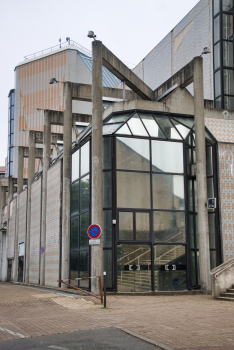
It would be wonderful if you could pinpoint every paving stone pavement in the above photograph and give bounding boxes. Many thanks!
[0,283,234,350]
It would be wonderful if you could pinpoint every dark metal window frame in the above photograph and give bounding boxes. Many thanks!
[71,110,220,291]
[213,0,234,109]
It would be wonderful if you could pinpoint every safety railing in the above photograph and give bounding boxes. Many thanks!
[57,272,107,307]
[24,40,91,60]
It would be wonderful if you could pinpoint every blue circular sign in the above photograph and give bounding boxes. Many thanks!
[87,224,102,239]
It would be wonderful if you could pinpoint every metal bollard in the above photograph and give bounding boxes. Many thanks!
[103,271,106,308]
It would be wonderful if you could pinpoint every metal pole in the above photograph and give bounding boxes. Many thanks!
[193,56,211,293]
[103,271,106,308]
[91,40,103,295]
[40,110,51,285]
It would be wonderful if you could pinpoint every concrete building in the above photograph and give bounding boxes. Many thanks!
[0,0,234,295]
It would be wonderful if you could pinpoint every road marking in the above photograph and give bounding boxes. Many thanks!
[0,326,25,338]
[48,346,69,350]
[158,325,174,330]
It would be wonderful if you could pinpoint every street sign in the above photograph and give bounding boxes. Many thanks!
[87,224,102,239]
[208,198,216,209]
[89,239,100,245]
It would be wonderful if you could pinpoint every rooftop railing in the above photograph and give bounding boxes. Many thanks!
[24,40,91,60]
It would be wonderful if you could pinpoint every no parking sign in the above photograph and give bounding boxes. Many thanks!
[87,224,102,244]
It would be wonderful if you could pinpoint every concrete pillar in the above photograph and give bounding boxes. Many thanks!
[91,40,103,295]
[40,110,51,285]
[4,177,14,281]
[193,56,211,293]
[25,131,35,283]
[17,147,24,194]
[61,82,72,288]
[13,147,24,281]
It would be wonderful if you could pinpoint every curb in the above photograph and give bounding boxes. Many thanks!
[116,326,175,350]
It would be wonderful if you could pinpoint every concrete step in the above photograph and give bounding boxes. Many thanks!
[226,289,234,293]
[218,296,234,302]
[220,292,234,298]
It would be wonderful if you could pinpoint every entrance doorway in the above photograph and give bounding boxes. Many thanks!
[18,256,24,282]
[117,244,151,292]
[154,245,187,291]
[7,259,12,282]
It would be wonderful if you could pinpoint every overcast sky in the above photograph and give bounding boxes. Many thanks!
[0,0,200,166]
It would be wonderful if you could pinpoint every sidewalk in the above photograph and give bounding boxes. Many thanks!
[0,283,233,349]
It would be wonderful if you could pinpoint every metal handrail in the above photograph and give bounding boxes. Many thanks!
[24,40,91,60]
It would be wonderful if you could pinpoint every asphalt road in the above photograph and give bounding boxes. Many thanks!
[0,327,161,350]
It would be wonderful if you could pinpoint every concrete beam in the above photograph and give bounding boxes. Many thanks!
[23,147,43,159]
[102,44,154,101]
[34,132,63,145]
[71,83,139,102]
[42,110,91,125]
[154,60,194,100]
[72,113,92,124]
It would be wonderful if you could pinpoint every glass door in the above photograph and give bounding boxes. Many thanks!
[154,245,187,291]
[117,244,152,292]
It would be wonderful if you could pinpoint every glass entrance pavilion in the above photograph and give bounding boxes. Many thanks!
[70,109,221,292]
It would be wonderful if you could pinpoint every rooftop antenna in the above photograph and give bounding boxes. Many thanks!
[87,31,96,40]
[66,37,70,45]
[59,37,61,48]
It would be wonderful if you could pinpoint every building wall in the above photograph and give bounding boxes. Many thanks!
[29,177,42,284]
[45,161,62,287]
[18,188,27,245]
[7,198,17,259]
[218,143,234,262]
[133,0,213,100]
[13,48,92,179]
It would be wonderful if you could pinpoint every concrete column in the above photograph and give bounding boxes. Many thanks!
[40,110,51,285]
[25,131,35,283]
[61,82,72,288]
[91,40,103,295]
[4,177,14,281]
[13,147,24,281]
[17,147,24,194]
[193,56,211,293]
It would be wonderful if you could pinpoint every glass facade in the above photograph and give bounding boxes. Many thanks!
[213,0,234,109]
[70,111,220,292]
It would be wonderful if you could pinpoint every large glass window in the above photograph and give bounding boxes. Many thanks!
[223,0,233,12]
[214,15,220,43]
[116,137,150,171]
[152,141,183,173]
[70,141,90,288]
[223,69,234,94]
[214,70,221,97]
[117,172,151,209]
[213,0,220,15]
[153,211,186,243]
[152,174,184,210]
[223,41,234,67]
[214,43,221,70]
[222,14,233,39]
